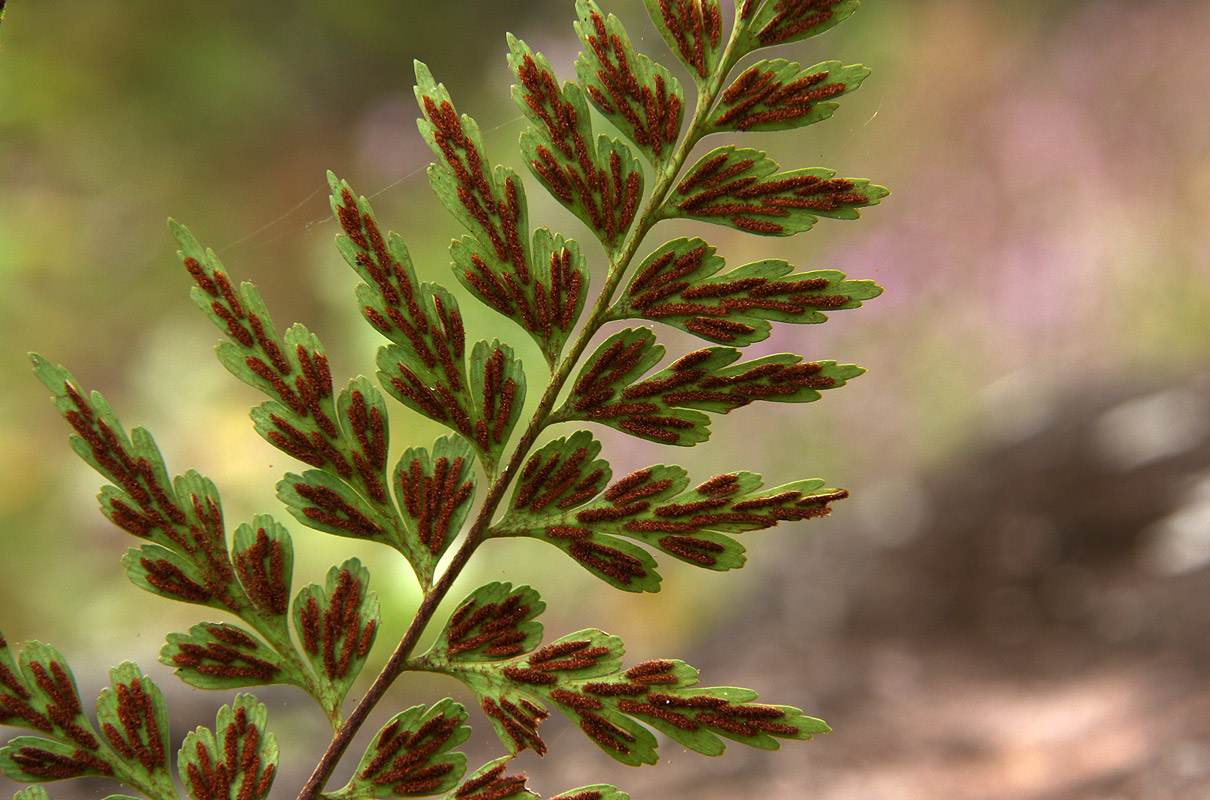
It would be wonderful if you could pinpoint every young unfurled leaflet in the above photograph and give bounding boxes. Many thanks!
[13,2,887,799]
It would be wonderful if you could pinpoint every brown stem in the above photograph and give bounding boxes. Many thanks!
[291,254,602,800]
[292,533,473,800]
[294,13,757,800]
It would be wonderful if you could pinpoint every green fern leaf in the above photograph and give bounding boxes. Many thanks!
[30,357,253,612]
[393,436,478,586]
[160,623,290,691]
[13,787,51,800]
[574,0,685,165]
[277,470,396,546]
[330,699,469,799]
[548,787,630,800]
[467,340,527,468]
[607,237,881,345]
[707,59,870,133]
[120,544,225,610]
[509,35,643,252]
[370,280,475,445]
[662,145,887,235]
[735,0,860,55]
[0,644,186,798]
[494,437,847,580]
[642,0,724,83]
[438,758,534,800]
[177,695,277,800]
[230,516,295,624]
[553,328,709,446]
[292,559,379,710]
[174,222,401,531]
[426,583,546,664]
[0,641,95,751]
[415,61,533,270]
[94,663,175,795]
[1,737,113,784]
[553,327,861,445]
[424,628,825,766]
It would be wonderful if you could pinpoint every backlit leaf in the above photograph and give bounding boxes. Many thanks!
[277,470,395,546]
[574,0,685,165]
[643,0,724,83]
[161,623,289,691]
[554,329,863,445]
[519,132,643,256]
[437,758,535,800]
[735,0,859,54]
[332,699,469,799]
[479,434,658,591]
[427,583,546,664]
[31,357,246,613]
[609,237,881,345]
[428,630,638,760]
[121,544,226,610]
[507,431,612,517]
[231,515,294,623]
[415,62,533,273]
[175,224,350,466]
[368,280,467,422]
[452,223,590,365]
[510,35,643,253]
[292,559,379,709]
[536,526,664,594]
[414,63,590,363]
[333,377,393,504]
[0,641,97,752]
[495,450,848,579]
[548,787,630,800]
[619,347,865,414]
[662,145,887,235]
[1,737,113,784]
[176,221,402,543]
[372,287,474,442]
[613,471,847,541]
[329,177,490,467]
[0,642,199,796]
[361,262,518,473]
[94,663,177,799]
[707,59,870,133]
[425,628,826,766]
[468,340,526,470]
[331,177,484,491]
[553,329,709,447]
[178,695,277,800]
[14,787,51,800]
[393,436,477,586]
[328,174,438,355]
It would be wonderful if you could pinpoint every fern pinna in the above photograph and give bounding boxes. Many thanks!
[8,2,885,799]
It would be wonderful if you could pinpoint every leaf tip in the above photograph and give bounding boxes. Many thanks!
[167,217,187,238]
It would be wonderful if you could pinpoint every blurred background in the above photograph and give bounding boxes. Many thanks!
[2,1,1210,798]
